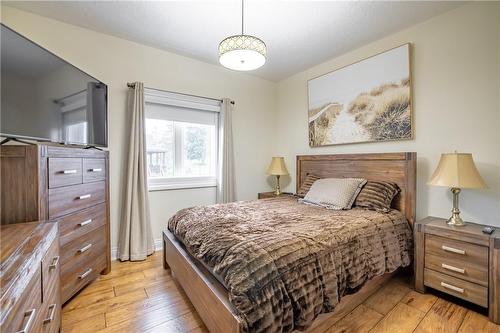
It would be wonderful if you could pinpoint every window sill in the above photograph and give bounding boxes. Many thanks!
[148,180,217,192]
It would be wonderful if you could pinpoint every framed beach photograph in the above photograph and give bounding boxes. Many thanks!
[307,43,412,147]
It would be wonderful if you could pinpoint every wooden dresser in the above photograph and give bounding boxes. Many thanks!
[0,144,110,303]
[415,216,500,324]
[0,221,60,333]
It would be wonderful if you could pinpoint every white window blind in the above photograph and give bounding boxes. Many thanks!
[144,88,221,191]
[59,90,88,144]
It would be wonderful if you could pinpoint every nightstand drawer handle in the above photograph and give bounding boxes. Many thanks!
[78,194,92,200]
[48,256,59,270]
[441,263,465,274]
[78,268,92,279]
[43,304,57,324]
[15,308,36,333]
[79,219,92,227]
[89,168,102,172]
[440,281,464,293]
[78,243,92,253]
[441,245,465,255]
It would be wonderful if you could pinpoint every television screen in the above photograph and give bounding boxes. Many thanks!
[1,24,108,147]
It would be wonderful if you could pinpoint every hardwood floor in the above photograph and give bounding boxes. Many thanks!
[62,252,500,333]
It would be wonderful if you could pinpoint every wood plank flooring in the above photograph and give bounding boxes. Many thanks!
[61,252,500,333]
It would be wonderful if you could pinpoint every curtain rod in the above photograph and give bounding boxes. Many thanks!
[53,88,87,104]
[126,82,234,105]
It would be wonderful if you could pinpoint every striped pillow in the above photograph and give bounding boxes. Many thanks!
[296,174,321,198]
[354,181,400,212]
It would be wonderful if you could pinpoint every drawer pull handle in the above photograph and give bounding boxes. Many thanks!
[48,256,59,270]
[43,304,57,324]
[15,308,36,333]
[441,245,465,255]
[79,268,92,279]
[79,219,93,227]
[90,168,102,172]
[441,263,465,274]
[78,194,92,200]
[62,169,77,174]
[441,281,464,293]
[78,243,93,253]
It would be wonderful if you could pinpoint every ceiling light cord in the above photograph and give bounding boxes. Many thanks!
[241,0,244,35]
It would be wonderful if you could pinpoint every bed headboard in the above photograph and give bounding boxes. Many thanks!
[296,152,416,227]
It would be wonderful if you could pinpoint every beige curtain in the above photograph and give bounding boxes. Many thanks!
[118,82,154,261]
[216,98,236,203]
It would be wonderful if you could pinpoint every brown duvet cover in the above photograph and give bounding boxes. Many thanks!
[167,196,413,333]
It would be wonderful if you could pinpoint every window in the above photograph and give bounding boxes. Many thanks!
[65,122,87,143]
[59,90,88,144]
[144,89,220,190]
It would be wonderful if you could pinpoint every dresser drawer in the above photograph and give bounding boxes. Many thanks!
[41,299,60,333]
[48,181,106,218]
[61,225,107,269]
[40,278,60,333]
[425,234,488,268]
[425,253,488,286]
[41,236,60,303]
[424,268,488,307]
[83,158,106,183]
[1,267,42,333]
[40,275,60,333]
[61,252,107,302]
[48,158,83,188]
[59,203,106,246]
[40,227,61,333]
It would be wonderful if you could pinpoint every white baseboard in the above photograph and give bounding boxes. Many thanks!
[111,238,163,261]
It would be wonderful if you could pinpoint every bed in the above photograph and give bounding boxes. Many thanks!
[163,152,416,333]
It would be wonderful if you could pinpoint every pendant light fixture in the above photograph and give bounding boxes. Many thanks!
[218,0,266,71]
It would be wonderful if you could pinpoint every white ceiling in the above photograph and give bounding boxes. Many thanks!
[4,1,465,81]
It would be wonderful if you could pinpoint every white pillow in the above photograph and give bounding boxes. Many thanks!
[300,177,367,210]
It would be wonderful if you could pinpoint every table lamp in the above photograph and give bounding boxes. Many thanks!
[428,152,487,226]
[266,157,289,195]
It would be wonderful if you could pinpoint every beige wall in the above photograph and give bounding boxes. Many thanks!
[1,6,277,247]
[274,2,500,226]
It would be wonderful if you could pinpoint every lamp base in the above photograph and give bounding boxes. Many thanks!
[274,175,281,196]
[447,187,466,227]
[447,214,465,226]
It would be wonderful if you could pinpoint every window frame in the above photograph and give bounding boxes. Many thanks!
[144,89,220,191]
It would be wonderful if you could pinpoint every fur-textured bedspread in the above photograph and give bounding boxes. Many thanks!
[167,196,413,333]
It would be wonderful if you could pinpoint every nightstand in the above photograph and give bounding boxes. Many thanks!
[414,216,500,324]
[257,192,293,199]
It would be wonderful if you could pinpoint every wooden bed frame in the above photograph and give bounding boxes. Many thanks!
[163,152,417,333]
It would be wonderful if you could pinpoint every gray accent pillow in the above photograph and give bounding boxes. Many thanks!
[300,177,367,210]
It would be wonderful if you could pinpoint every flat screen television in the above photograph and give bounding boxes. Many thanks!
[1,24,108,147]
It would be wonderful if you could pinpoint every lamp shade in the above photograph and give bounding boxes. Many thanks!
[428,153,487,189]
[266,157,289,176]
[219,35,266,71]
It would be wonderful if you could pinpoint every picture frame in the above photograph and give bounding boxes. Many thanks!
[307,43,413,147]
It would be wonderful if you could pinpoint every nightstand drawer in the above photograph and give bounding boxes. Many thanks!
[425,253,488,286]
[425,234,488,268]
[424,268,488,307]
